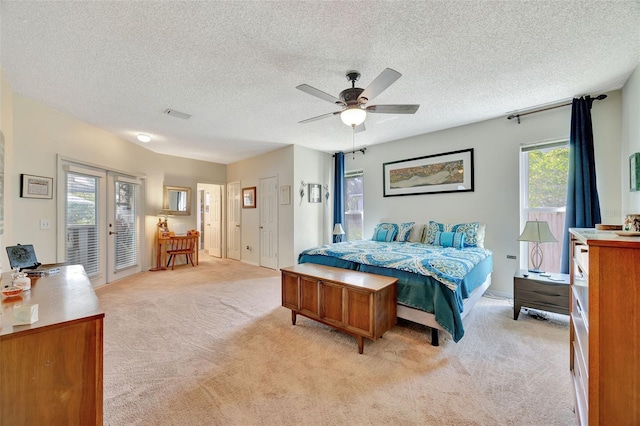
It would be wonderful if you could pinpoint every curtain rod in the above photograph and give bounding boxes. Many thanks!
[507,94,607,124]
[333,147,367,157]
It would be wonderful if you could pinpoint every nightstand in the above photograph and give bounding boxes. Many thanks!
[513,269,570,320]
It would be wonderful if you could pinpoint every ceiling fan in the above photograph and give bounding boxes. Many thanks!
[296,68,420,132]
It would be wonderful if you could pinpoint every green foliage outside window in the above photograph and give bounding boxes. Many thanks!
[528,147,569,208]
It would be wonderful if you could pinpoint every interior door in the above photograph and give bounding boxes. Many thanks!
[227,181,241,260]
[210,185,222,257]
[259,176,278,269]
[203,184,222,258]
[106,173,142,282]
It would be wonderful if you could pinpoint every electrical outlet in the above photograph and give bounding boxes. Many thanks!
[40,219,51,230]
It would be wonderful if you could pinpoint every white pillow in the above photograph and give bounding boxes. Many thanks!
[408,224,426,243]
[476,224,486,248]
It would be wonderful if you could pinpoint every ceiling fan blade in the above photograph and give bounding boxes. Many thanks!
[296,84,344,105]
[299,110,342,124]
[366,104,420,114]
[358,68,402,102]
[354,123,366,133]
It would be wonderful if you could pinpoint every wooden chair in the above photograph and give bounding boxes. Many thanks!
[166,234,198,270]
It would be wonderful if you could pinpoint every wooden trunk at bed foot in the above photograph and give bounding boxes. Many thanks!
[281,264,397,354]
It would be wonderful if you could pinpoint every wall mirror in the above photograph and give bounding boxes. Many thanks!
[163,185,192,215]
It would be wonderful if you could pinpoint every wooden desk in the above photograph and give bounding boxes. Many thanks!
[0,265,104,425]
[154,231,200,270]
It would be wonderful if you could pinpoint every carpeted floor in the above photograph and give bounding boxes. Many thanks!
[96,257,575,425]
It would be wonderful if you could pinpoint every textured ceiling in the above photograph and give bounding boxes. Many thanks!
[1,1,639,164]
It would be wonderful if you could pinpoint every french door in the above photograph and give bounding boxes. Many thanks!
[61,162,143,286]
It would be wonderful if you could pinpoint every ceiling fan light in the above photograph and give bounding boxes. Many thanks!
[340,108,366,126]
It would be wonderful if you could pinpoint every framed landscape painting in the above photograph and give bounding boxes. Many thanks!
[383,148,474,197]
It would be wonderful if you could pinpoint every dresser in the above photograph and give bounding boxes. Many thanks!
[569,228,640,426]
[0,265,104,425]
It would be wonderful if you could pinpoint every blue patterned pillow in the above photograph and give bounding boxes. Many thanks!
[395,222,415,242]
[425,221,445,244]
[434,231,465,248]
[451,222,480,247]
[372,222,398,242]
[425,221,480,247]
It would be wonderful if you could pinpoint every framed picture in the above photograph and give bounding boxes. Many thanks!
[20,174,54,199]
[383,148,474,197]
[308,183,321,203]
[630,153,640,191]
[242,186,256,208]
[280,185,291,205]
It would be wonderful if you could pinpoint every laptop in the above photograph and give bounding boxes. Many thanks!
[6,244,42,271]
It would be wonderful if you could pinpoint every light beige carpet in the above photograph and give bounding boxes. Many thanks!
[96,257,575,425]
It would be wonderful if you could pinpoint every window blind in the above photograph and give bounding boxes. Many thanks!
[66,171,100,277]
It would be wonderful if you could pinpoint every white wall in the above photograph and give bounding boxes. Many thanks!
[622,64,640,214]
[345,91,622,296]
[227,145,295,268]
[3,86,226,272]
[292,145,332,265]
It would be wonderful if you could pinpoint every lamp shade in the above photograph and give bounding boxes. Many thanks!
[340,107,366,126]
[518,220,557,243]
[332,223,345,235]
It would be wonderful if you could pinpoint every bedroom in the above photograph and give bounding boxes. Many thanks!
[1,1,640,424]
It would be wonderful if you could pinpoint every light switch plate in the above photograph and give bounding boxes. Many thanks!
[40,219,51,230]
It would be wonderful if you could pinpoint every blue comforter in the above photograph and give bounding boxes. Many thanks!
[298,240,493,342]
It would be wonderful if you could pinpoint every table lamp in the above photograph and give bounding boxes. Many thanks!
[518,220,557,273]
[333,223,345,243]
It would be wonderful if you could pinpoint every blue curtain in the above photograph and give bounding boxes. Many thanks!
[333,152,345,242]
[561,96,602,273]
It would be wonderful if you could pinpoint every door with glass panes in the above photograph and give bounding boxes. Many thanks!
[63,164,142,286]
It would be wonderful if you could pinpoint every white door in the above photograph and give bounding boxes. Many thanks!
[106,173,142,282]
[227,181,241,260]
[203,184,222,257]
[259,176,278,269]
[210,185,222,257]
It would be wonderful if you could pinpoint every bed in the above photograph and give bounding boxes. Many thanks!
[298,221,493,345]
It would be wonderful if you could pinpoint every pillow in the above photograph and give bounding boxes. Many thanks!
[451,222,480,247]
[424,220,480,247]
[475,224,486,248]
[408,224,426,243]
[434,231,465,248]
[372,222,398,242]
[395,222,415,242]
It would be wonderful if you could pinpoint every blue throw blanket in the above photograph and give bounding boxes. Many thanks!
[299,240,491,292]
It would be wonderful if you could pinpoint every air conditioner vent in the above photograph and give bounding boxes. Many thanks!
[164,109,191,120]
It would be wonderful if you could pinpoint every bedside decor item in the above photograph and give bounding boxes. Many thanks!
[308,183,321,203]
[630,153,640,191]
[518,220,557,273]
[20,174,53,199]
[332,223,345,243]
[242,187,256,208]
[383,148,474,197]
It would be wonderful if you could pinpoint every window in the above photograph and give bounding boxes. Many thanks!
[66,171,100,276]
[344,170,363,241]
[520,141,569,273]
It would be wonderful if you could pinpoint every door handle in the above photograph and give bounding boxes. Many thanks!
[109,231,118,235]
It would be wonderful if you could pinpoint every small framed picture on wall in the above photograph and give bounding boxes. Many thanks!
[20,174,53,199]
[242,186,256,208]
